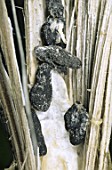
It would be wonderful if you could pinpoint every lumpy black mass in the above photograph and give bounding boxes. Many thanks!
[30,63,52,112]
[64,102,89,145]
[31,109,47,156]
[46,0,64,18]
[34,46,82,70]
[41,17,66,48]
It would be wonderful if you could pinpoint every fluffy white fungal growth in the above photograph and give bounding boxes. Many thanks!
[36,71,79,170]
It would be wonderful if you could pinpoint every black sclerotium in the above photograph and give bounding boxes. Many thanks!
[30,63,52,112]
[64,102,89,145]
[46,0,64,18]
[34,46,82,70]
[31,109,47,156]
[41,16,66,48]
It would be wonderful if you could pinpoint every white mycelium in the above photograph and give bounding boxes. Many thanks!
[36,70,79,170]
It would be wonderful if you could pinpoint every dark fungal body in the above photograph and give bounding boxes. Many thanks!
[31,45,82,111]
[41,0,66,48]
[46,0,64,18]
[30,63,52,112]
[64,102,89,145]
[41,17,66,48]
[34,46,82,70]
[31,109,47,156]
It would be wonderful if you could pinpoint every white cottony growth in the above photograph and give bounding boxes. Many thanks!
[36,71,79,170]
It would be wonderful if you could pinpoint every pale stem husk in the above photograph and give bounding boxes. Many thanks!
[0,0,37,169]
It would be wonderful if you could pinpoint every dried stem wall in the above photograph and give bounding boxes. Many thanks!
[0,0,37,169]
